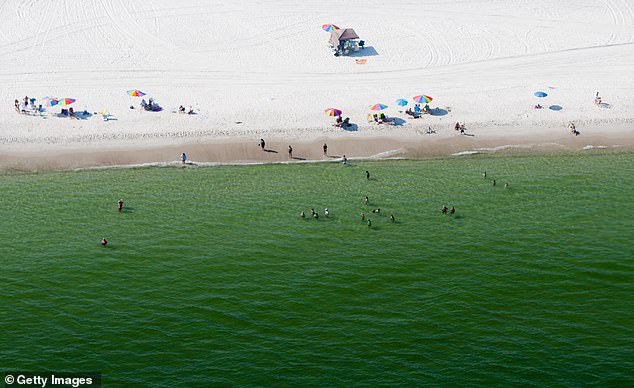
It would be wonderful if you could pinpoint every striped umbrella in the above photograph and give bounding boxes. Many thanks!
[322,24,340,32]
[413,95,433,103]
[324,108,342,117]
[127,89,146,97]
[369,103,388,111]
[59,98,76,106]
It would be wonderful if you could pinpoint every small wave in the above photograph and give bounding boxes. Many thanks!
[475,144,532,152]
[452,151,480,156]
[582,145,609,150]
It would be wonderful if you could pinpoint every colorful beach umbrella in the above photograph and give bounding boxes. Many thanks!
[396,99,408,106]
[42,96,59,106]
[127,89,146,97]
[413,95,433,103]
[59,98,76,106]
[324,108,342,117]
[322,24,340,32]
[369,103,388,111]
[534,91,548,98]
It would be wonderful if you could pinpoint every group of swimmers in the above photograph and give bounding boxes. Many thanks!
[483,171,509,188]
[300,208,330,220]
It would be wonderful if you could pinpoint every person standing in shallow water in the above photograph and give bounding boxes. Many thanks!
[364,196,369,205]
[101,238,108,246]
[366,170,370,180]
[181,152,187,163]
[117,199,123,212]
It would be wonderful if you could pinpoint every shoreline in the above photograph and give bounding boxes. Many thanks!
[1,128,632,172]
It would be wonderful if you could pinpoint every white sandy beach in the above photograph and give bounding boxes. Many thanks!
[1,0,633,167]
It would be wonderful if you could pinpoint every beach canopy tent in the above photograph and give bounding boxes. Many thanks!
[329,28,360,46]
[329,28,362,55]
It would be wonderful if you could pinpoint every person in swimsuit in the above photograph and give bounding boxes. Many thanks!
[260,139,265,151]
[372,208,380,213]
[324,208,329,217]
[450,206,455,215]
[101,238,108,246]
[342,155,347,165]
[441,205,447,214]
[366,170,370,180]
[117,199,123,212]
[181,152,187,163]
[361,212,365,221]
[367,219,372,228]
[313,212,319,220]
[390,214,395,223]
[323,143,328,156]
[288,145,293,158]
[300,211,305,218]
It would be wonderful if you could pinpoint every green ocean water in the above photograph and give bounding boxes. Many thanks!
[1,152,633,386]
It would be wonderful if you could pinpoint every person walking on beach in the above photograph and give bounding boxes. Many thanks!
[181,152,187,163]
[117,199,123,212]
[323,143,328,156]
[260,139,265,151]
[288,145,293,159]
[14,99,20,113]
[23,96,29,109]
[366,170,370,180]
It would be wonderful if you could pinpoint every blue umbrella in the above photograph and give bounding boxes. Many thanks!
[396,99,408,106]
[534,91,548,98]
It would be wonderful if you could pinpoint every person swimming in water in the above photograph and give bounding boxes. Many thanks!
[441,205,448,214]
[364,196,369,205]
[390,214,395,223]
[492,179,496,186]
[366,170,370,180]
[117,199,123,212]
[483,171,487,178]
[367,219,372,228]
[450,206,455,215]
[361,212,365,221]
[324,208,329,217]
[372,208,381,213]
[101,238,108,246]
[504,183,509,188]
[313,212,319,220]
[310,208,315,216]
[300,211,305,218]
